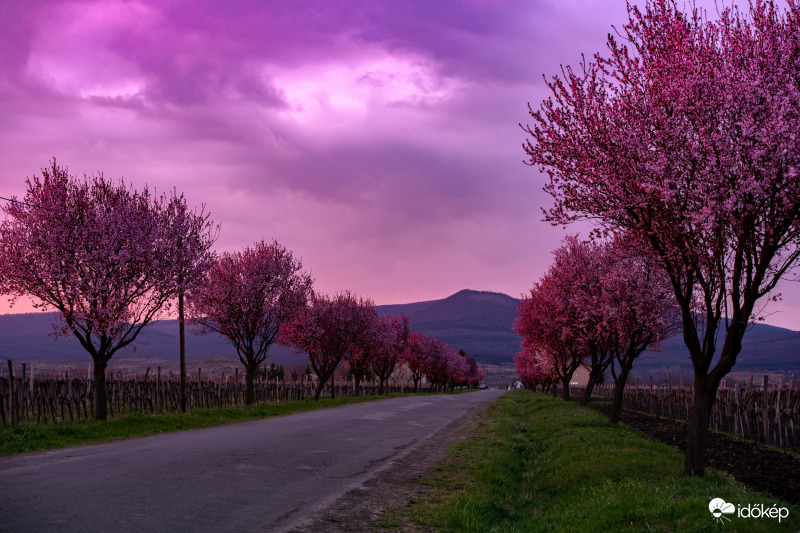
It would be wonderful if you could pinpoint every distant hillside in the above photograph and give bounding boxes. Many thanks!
[1,290,798,379]
[375,289,800,377]
[0,312,298,367]
[633,322,800,380]
[377,289,522,365]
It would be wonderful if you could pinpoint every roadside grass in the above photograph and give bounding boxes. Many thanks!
[392,390,799,532]
[0,391,451,457]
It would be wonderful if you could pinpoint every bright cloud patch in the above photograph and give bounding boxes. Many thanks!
[273,53,465,123]
[23,1,156,101]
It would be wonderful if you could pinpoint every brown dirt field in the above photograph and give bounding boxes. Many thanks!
[591,402,800,505]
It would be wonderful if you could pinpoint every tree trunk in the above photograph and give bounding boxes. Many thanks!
[93,359,108,421]
[378,377,386,395]
[179,291,187,413]
[313,379,325,401]
[609,367,631,424]
[244,365,256,405]
[581,373,599,406]
[684,375,718,476]
[412,377,420,393]
[354,375,362,396]
[561,376,570,401]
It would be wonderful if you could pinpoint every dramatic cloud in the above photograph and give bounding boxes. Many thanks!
[2,0,798,329]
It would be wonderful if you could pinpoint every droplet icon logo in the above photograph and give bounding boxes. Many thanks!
[709,498,735,524]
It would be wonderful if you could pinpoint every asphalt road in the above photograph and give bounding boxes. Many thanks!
[0,390,504,532]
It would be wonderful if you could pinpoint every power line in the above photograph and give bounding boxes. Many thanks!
[0,195,64,213]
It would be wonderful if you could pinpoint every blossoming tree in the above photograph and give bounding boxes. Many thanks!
[344,306,381,396]
[514,346,548,391]
[370,314,409,394]
[514,252,588,401]
[278,291,375,400]
[187,240,312,405]
[0,160,216,420]
[405,331,434,393]
[601,241,679,423]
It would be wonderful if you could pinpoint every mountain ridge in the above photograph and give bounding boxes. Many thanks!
[0,289,797,379]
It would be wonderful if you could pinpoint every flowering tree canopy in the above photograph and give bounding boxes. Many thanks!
[278,291,375,400]
[405,331,435,393]
[370,314,409,394]
[0,159,216,420]
[461,353,484,388]
[514,249,589,402]
[187,240,312,405]
[552,236,618,405]
[523,0,800,474]
[424,338,458,391]
[602,240,679,423]
[343,304,381,396]
[514,345,551,390]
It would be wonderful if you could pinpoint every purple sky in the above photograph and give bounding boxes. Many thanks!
[1,0,799,330]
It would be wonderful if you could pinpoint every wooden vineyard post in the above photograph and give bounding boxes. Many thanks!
[788,375,795,447]
[7,360,15,425]
[777,375,783,448]
[762,375,770,444]
[21,363,27,422]
[156,366,162,414]
[179,286,187,413]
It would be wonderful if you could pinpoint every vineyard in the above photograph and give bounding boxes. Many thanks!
[575,375,800,451]
[0,360,412,425]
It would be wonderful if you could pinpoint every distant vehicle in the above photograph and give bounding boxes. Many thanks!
[477,383,488,389]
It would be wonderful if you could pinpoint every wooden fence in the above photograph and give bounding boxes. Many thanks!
[573,375,800,451]
[0,361,411,425]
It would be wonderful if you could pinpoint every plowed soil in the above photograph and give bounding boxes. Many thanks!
[591,403,800,505]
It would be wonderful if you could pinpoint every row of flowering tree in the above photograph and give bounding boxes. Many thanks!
[404,332,482,393]
[0,160,481,419]
[276,292,483,400]
[522,0,800,475]
[514,236,677,424]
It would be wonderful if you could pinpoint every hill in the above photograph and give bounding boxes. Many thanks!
[0,312,298,367]
[0,290,798,380]
[377,289,522,365]
[634,322,800,381]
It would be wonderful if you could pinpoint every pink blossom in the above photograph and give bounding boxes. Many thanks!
[278,290,375,400]
[0,159,216,420]
[187,239,312,405]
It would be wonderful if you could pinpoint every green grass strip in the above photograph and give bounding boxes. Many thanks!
[0,392,440,456]
[399,391,799,532]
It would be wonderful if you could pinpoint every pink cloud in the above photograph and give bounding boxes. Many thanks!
[1,0,798,331]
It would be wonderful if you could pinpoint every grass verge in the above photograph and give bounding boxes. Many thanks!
[0,392,439,457]
[391,390,799,532]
